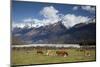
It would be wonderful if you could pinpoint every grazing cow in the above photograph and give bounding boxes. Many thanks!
[79,49,91,56]
[56,50,68,57]
[85,51,91,56]
[79,49,84,52]
[46,50,55,56]
[37,50,43,54]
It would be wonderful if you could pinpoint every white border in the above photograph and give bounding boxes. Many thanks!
[0,0,100,67]
[0,0,10,67]
[19,0,96,5]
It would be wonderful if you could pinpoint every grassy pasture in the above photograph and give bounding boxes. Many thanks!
[11,47,96,66]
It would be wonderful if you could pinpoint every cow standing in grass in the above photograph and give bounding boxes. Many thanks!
[79,49,91,57]
[56,50,68,57]
[46,50,55,56]
[37,50,44,54]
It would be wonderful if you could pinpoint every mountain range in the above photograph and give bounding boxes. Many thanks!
[12,21,96,45]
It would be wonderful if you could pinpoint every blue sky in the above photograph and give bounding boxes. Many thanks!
[12,1,96,28]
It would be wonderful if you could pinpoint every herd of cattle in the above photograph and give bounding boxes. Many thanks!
[13,47,91,57]
[37,50,69,57]
[36,49,91,57]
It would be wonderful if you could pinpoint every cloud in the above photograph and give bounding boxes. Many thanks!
[40,6,61,25]
[73,6,78,10]
[73,6,95,13]
[81,6,95,13]
[62,14,91,28]
[40,6,59,19]
[23,18,34,22]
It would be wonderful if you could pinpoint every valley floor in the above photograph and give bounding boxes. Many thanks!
[11,48,96,66]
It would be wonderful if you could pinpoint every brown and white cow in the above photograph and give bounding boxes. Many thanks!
[56,50,68,57]
[46,50,55,56]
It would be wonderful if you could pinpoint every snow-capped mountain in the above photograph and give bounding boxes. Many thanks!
[12,20,96,45]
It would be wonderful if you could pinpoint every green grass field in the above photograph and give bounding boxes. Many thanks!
[11,48,96,66]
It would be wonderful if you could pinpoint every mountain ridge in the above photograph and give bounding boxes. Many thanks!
[12,21,96,45]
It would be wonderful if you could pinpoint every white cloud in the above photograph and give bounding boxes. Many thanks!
[23,18,34,22]
[40,6,59,19]
[73,6,78,10]
[62,14,91,28]
[40,6,61,25]
[81,6,95,13]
